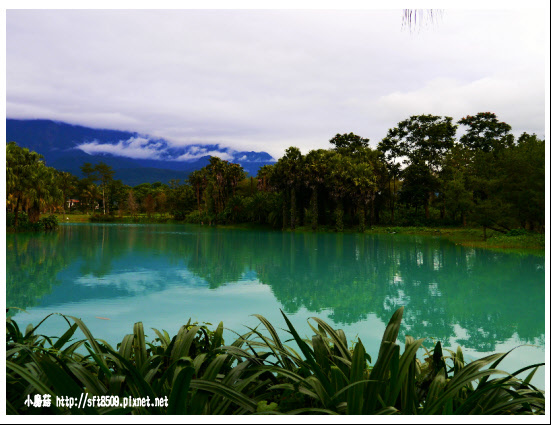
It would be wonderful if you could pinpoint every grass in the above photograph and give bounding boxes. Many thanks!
[290,224,544,253]
[52,213,178,224]
[53,213,91,223]
[370,226,545,253]
[6,307,545,415]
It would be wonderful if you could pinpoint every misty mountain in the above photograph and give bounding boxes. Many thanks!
[6,119,275,186]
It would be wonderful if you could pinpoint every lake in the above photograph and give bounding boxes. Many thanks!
[6,223,546,388]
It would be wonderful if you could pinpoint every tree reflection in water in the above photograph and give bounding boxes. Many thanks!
[7,224,545,352]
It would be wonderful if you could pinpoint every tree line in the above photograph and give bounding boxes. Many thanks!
[6,112,545,233]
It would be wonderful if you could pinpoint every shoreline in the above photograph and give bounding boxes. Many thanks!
[47,213,545,255]
[220,223,545,255]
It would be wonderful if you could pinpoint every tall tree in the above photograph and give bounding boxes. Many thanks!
[127,190,138,217]
[94,163,115,215]
[325,152,349,231]
[304,149,329,230]
[378,135,403,223]
[440,145,474,226]
[55,171,78,221]
[399,161,438,219]
[27,163,60,222]
[383,114,456,171]
[167,179,195,219]
[382,114,457,219]
[498,133,545,231]
[329,132,370,154]
[6,142,61,225]
[274,147,304,229]
[458,112,514,153]
[187,169,208,212]
[6,142,44,227]
[79,162,115,215]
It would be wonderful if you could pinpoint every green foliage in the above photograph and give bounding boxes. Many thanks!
[6,307,544,415]
[40,214,59,230]
[6,142,63,227]
[6,212,58,232]
[329,132,370,154]
[506,228,528,237]
[7,111,545,234]
[381,114,457,170]
[458,112,514,152]
[185,210,212,225]
[334,202,344,232]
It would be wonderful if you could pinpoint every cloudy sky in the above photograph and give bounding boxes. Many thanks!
[5,4,549,160]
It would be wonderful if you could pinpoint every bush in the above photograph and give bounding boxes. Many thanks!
[89,213,118,223]
[172,210,187,221]
[185,210,212,224]
[40,214,58,230]
[6,307,545,415]
[6,212,58,232]
[506,228,528,237]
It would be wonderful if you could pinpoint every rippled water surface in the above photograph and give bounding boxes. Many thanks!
[6,223,546,388]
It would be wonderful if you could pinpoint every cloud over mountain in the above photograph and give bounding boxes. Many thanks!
[7,9,546,158]
[6,119,275,185]
[77,137,169,160]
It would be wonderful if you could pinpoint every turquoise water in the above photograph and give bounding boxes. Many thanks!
[6,223,546,388]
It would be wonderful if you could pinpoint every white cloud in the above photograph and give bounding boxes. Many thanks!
[375,73,545,137]
[77,137,239,162]
[174,150,234,162]
[6,9,547,159]
[77,137,166,160]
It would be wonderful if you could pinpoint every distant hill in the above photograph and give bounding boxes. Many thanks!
[6,119,275,186]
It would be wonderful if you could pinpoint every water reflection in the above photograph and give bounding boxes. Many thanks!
[6,223,545,354]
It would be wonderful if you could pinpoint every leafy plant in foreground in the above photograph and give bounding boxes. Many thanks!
[6,307,544,415]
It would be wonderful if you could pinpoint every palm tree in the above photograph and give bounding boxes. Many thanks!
[6,142,46,227]
[304,149,329,230]
[56,171,77,221]
[26,163,60,223]
[277,147,303,229]
[81,183,100,214]
[187,169,208,212]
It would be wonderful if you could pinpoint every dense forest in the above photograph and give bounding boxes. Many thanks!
[6,112,545,234]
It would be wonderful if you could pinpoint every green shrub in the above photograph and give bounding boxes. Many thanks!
[185,210,212,224]
[6,212,58,232]
[172,210,187,221]
[506,228,528,237]
[40,214,59,230]
[89,213,117,223]
[6,307,545,415]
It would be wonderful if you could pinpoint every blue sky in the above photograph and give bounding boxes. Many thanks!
[5,3,549,160]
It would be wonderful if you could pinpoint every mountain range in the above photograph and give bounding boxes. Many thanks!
[6,119,275,186]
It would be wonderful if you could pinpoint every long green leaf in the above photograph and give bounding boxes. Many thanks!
[280,310,332,394]
[189,380,258,413]
[151,327,170,348]
[35,354,98,414]
[6,361,61,413]
[310,317,352,363]
[66,362,107,396]
[133,322,148,370]
[167,365,195,414]
[66,315,107,368]
[347,338,366,414]
[52,323,78,350]
[388,336,425,406]
[211,321,224,350]
[170,325,201,364]
[424,368,508,414]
